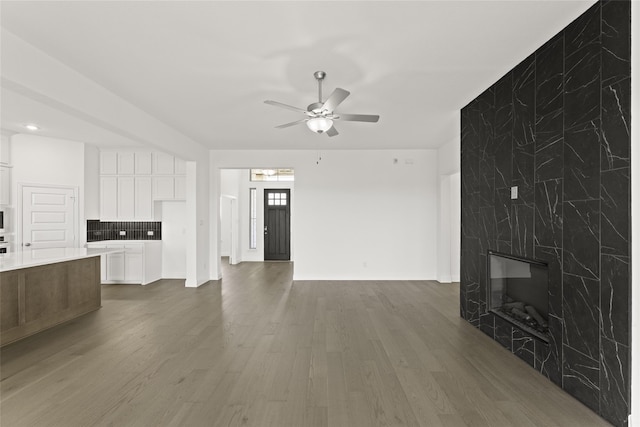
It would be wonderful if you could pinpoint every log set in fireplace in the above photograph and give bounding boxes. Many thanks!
[488,252,549,341]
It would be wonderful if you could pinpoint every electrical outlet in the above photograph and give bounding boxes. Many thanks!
[511,186,518,200]
[147,230,154,236]
[119,230,126,236]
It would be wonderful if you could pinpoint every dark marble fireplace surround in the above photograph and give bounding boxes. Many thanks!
[459,1,630,425]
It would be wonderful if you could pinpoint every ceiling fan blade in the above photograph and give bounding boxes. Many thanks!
[321,88,350,112]
[338,114,380,123]
[275,119,308,129]
[326,126,339,137]
[264,100,308,114]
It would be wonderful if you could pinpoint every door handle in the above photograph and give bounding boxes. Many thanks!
[264,226,268,235]
[24,243,31,247]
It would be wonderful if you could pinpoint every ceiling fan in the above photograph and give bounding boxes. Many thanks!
[264,71,380,137]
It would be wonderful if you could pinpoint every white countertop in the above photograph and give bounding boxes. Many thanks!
[0,247,123,273]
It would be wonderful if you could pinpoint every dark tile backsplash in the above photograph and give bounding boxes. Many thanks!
[87,220,161,242]
[460,1,630,426]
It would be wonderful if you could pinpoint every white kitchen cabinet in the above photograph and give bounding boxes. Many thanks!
[100,151,118,175]
[174,176,186,200]
[88,241,162,285]
[100,150,187,219]
[118,152,135,175]
[125,251,143,282]
[101,176,152,221]
[100,176,118,219]
[174,157,186,175]
[135,152,152,175]
[134,177,153,219]
[153,152,175,175]
[117,177,135,219]
[106,251,125,281]
[153,176,175,200]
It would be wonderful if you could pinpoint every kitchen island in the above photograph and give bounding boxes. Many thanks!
[0,247,121,347]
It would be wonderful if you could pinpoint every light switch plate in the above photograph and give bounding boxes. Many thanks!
[119,230,126,236]
[511,186,518,200]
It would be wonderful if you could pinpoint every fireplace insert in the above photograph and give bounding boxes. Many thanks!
[487,251,549,341]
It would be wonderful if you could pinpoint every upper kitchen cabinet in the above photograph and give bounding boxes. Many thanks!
[153,152,174,175]
[100,151,118,174]
[174,157,186,175]
[98,149,187,219]
[135,152,152,175]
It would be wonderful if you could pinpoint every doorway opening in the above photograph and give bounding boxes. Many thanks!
[219,168,294,268]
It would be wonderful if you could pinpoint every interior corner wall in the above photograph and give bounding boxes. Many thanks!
[460,1,631,425]
[211,149,438,281]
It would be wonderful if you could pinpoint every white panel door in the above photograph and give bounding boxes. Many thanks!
[22,186,77,249]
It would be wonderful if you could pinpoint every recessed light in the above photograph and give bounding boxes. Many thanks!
[24,124,40,131]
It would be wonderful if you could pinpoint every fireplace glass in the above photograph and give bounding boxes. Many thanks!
[488,251,549,340]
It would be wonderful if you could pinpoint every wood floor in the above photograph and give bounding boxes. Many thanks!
[1,261,610,426]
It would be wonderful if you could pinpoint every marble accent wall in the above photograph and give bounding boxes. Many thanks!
[459,1,630,425]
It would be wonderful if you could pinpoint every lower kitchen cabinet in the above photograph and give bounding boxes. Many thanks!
[87,241,161,285]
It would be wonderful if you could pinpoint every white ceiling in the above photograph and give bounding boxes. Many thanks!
[1,1,595,151]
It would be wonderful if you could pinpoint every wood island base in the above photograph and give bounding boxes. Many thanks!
[1,256,101,347]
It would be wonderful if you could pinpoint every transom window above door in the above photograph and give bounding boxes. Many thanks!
[267,192,287,206]
[250,169,294,182]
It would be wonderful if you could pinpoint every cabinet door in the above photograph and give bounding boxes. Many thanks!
[174,176,186,200]
[125,251,143,283]
[135,177,153,220]
[106,252,125,281]
[117,177,135,219]
[100,176,118,219]
[174,157,186,175]
[118,152,135,175]
[153,176,174,200]
[153,152,174,175]
[135,152,152,175]
[100,151,118,175]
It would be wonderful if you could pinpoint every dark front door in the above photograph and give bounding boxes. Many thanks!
[264,189,290,260]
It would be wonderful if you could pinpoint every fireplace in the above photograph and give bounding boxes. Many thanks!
[487,251,549,342]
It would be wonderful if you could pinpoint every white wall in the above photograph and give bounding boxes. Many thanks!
[11,133,86,246]
[436,124,462,283]
[220,196,232,257]
[211,149,438,281]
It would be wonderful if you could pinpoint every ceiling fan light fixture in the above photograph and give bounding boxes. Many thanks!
[306,117,333,133]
